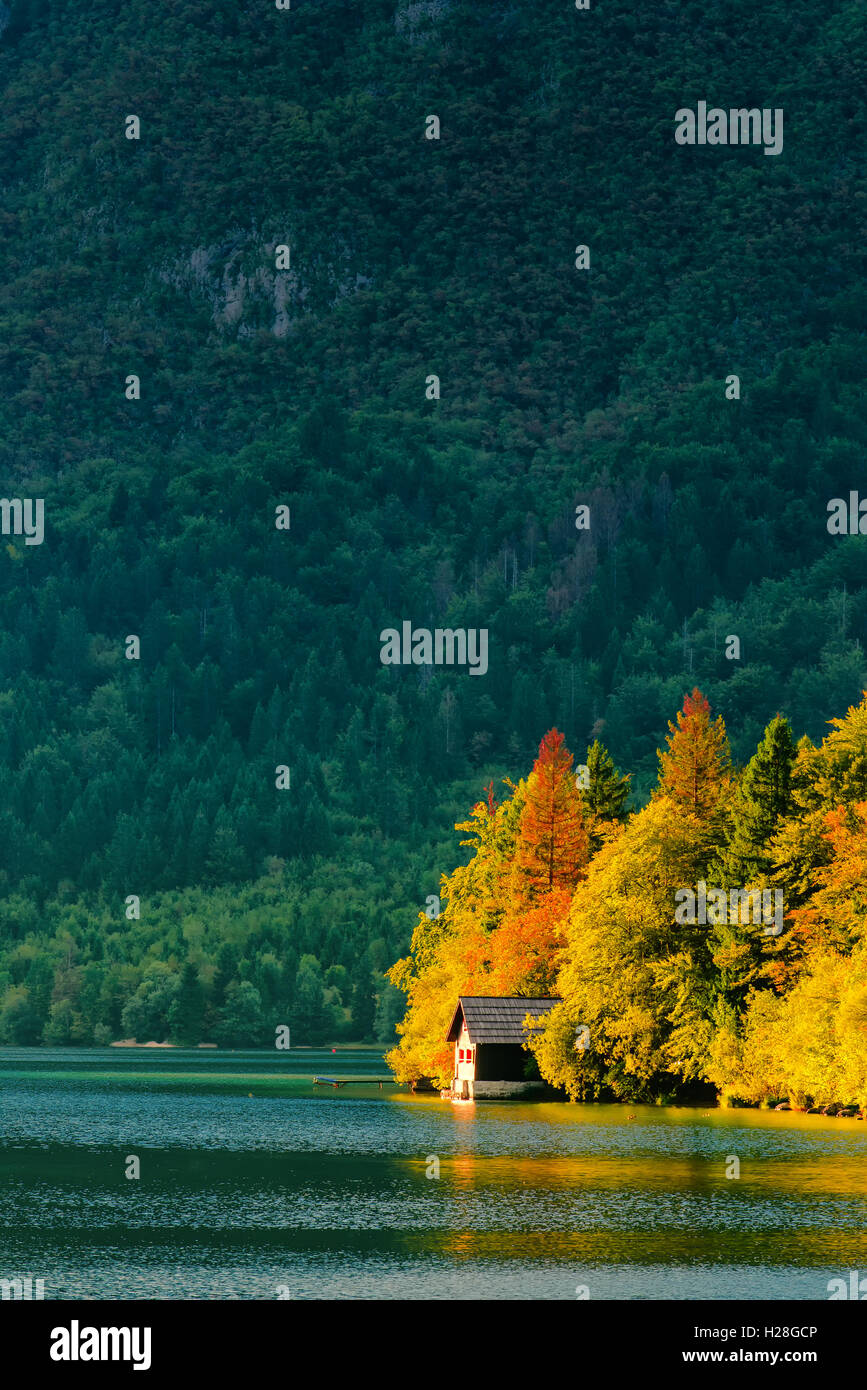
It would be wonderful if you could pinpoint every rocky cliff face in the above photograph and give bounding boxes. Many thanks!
[158,230,371,339]
[394,0,451,44]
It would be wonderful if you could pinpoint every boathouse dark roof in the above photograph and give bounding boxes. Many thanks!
[446,996,561,1045]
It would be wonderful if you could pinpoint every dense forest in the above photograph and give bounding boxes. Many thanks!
[0,0,866,1047]
[388,697,867,1109]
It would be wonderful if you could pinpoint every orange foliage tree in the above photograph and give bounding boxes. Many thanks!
[512,729,589,900]
[386,729,586,1084]
[656,687,731,821]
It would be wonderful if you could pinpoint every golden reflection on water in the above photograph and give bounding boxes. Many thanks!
[396,1101,867,1267]
[407,1151,867,1198]
[407,1099,867,1131]
[404,1228,867,1267]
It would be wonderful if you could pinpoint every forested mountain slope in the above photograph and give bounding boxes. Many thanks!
[0,0,865,1045]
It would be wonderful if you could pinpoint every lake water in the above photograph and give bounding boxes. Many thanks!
[1,1048,865,1300]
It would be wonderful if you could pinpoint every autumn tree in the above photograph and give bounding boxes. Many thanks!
[483,890,569,997]
[387,783,525,1086]
[771,693,867,905]
[786,801,867,959]
[769,692,867,987]
[529,795,715,1101]
[512,730,589,900]
[387,735,586,1086]
[656,688,731,821]
[388,695,867,1104]
[728,948,867,1110]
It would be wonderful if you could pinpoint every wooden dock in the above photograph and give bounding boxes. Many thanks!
[312,1076,400,1089]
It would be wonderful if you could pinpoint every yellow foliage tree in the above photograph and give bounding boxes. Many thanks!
[529,796,714,1100]
[734,949,867,1108]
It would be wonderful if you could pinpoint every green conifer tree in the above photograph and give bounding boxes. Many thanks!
[581,739,631,850]
[168,962,206,1045]
[350,961,377,1041]
[716,714,797,884]
[583,740,630,819]
[709,715,798,1011]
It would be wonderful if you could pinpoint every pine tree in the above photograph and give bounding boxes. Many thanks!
[513,729,589,897]
[205,808,246,885]
[206,942,240,1036]
[656,688,731,821]
[702,717,797,1020]
[716,714,796,883]
[108,481,130,527]
[186,808,211,884]
[350,961,377,1041]
[293,955,331,1044]
[581,739,630,851]
[583,740,630,819]
[168,962,206,1045]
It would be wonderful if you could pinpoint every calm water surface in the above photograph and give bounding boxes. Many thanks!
[1,1048,864,1300]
